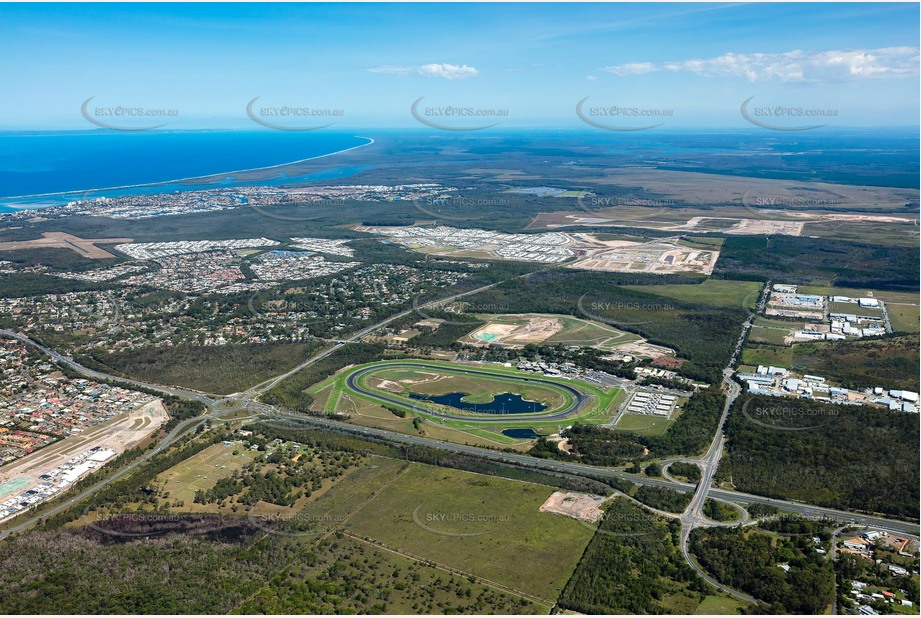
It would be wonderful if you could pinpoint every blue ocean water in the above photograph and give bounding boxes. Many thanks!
[0,131,371,210]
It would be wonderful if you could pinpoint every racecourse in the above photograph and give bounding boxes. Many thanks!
[342,360,593,424]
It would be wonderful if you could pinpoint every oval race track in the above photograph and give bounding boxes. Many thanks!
[344,362,592,423]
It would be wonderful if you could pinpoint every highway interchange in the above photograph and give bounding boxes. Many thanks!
[1,278,918,606]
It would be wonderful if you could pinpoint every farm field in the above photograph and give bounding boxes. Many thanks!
[342,462,595,604]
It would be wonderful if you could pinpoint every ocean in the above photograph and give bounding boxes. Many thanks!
[0,131,371,211]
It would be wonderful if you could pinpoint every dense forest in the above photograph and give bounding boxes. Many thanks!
[261,342,386,411]
[634,486,693,514]
[668,461,702,483]
[714,235,919,291]
[690,527,835,614]
[79,341,324,395]
[559,498,708,613]
[718,395,920,519]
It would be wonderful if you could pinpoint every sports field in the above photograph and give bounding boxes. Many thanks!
[459,313,641,350]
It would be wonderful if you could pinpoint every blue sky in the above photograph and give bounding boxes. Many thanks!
[1,2,918,129]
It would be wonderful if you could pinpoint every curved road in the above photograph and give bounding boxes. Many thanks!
[2,322,918,606]
[344,362,591,423]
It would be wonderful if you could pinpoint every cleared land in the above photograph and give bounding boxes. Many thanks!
[527,168,917,231]
[539,491,609,523]
[152,442,260,510]
[567,236,719,276]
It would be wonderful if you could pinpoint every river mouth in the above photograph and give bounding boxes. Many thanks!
[407,391,548,415]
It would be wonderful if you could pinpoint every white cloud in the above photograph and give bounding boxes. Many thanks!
[603,47,920,82]
[606,62,658,76]
[368,63,478,79]
[586,75,597,81]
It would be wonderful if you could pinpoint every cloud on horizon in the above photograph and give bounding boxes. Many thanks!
[368,63,479,79]
[604,47,920,82]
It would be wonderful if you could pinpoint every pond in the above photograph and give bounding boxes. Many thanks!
[407,391,547,415]
[501,428,543,439]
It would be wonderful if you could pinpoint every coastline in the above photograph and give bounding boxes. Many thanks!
[0,135,376,205]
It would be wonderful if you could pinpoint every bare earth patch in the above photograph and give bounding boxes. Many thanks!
[539,491,609,523]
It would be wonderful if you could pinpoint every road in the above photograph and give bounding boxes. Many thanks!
[343,361,590,422]
[676,280,768,603]
[251,404,921,537]
[2,286,919,605]
[240,278,507,398]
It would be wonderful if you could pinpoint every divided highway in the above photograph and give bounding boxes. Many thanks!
[2,302,919,606]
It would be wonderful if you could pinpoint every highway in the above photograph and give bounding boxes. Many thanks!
[343,361,590,422]
[2,303,919,605]
[675,282,767,602]
[251,404,921,537]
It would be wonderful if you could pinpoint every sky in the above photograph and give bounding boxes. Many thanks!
[1,2,919,130]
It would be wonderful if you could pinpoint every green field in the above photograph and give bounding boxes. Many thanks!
[624,279,762,309]
[747,318,797,345]
[739,344,794,368]
[155,442,260,509]
[543,315,642,349]
[692,595,747,615]
[343,463,594,603]
[827,301,883,319]
[888,303,920,333]
[614,411,679,436]
[371,367,566,409]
